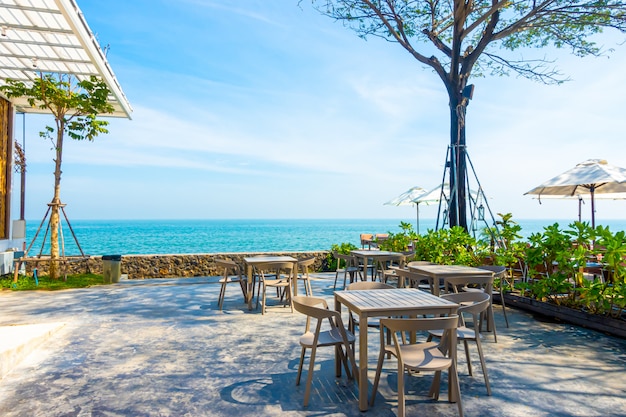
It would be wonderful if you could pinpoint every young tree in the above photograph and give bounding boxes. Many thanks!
[0,73,113,279]
[305,0,626,229]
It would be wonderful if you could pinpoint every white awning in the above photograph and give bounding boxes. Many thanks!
[0,0,132,118]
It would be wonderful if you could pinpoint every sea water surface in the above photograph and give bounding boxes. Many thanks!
[23,218,626,256]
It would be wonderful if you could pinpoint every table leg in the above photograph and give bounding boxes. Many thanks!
[334,297,369,411]
[292,260,298,297]
[357,314,369,411]
[246,264,254,310]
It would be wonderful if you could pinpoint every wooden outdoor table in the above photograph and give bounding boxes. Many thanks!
[407,264,494,296]
[350,250,404,282]
[334,288,458,411]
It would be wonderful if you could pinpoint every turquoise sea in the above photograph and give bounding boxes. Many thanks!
[23,218,626,256]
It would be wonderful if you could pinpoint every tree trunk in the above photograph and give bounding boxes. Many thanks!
[49,124,64,279]
[447,94,468,231]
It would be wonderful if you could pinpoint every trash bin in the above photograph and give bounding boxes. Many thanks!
[102,255,122,283]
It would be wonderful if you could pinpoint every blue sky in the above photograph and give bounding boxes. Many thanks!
[13,0,626,223]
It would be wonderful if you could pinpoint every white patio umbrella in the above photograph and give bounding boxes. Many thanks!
[384,186,427,233]
[524,159,626,228]
[410,183,481,232]
[414,183,480,205]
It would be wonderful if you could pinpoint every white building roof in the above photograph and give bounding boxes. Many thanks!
[0,0,132,118]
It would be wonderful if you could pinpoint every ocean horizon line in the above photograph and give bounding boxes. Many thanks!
[22,218,626,256]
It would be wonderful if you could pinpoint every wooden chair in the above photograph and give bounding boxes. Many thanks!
[478,265,509,328]
[442,274,498,342]
[346,281,395,348]
[428,292,492,396]
[255,261,295,315]
[395,267,439,293]
[360,233,374,249]
[215,259,246,310]
[370,315,463,417]
[292,295,357,407]
[333,252,359,289]
[297,256,315,296]
[376,254,406,283]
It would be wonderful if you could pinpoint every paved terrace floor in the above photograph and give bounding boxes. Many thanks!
[0,273,625,417]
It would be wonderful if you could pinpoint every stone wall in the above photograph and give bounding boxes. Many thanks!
[22,252,331,279]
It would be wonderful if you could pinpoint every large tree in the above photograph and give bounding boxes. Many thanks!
[305,0,626,229]
[1,73,113,279]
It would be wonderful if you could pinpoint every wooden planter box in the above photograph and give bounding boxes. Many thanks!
[496,293,626,339]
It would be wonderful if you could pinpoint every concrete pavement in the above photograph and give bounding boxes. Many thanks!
[1,274,625,417]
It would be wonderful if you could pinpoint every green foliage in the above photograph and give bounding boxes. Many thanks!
[413,226,482,266]
[325,242,359,271]
[324,218,626,319]
[489,213,526,275]
[0,73,114,142]
[307,0,626,84]
[576,278,613,314]
[528,272,574,305]
[378,221,418,252]
[595,226,626,283]
[1,273,106,291]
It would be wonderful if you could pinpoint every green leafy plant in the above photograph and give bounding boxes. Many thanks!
[414,226,481,266]
[325,242,358,271]
[595,226,626,284]
[379,221,418,252]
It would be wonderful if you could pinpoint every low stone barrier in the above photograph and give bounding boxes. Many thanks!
[22,252,331,279]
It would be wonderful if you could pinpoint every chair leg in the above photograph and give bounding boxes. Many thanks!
[303,345,318,407]
[489,305,498,343]
[218,281,226,310]
[500,286,510,328]
[429,370,442,399]
[475,338,492,395]
[370,349,386,406]
[333,271,340,289]
[261,284,267,315]
[296,347,306,385]
[464,340,473,376]
[450,361,464,417]
[397,364,406,417]
[286,285,293,313]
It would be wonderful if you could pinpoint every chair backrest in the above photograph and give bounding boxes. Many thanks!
[333,252,355,269]
[395,268,435,291]
[441,292,490,330]
[347,281,394,290]
[380,315,459,354]
[255,261,294,279]
[292,295,346,333]
[443,274,494,295]
[478,265,507,278]
[298,256,316,272]
[360,234,373,246]
[375,233,389,242]
[215,258,240,275]
[441,291,490,315]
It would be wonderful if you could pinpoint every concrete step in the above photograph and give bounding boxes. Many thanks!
[0,322,66,379]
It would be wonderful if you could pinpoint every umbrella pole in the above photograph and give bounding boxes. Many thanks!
[591,187,596,229]
[416,203,420,235]
[578,196,582,222]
